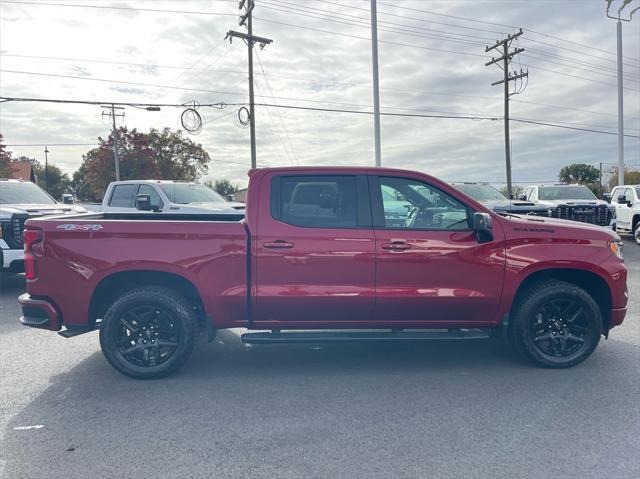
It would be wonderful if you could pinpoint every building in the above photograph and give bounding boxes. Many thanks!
[9,161,36,182]
[231,188,248,203]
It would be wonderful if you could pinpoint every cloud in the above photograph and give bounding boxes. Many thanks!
[0,0,638,191]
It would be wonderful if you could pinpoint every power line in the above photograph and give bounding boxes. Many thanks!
[1,1,237,16]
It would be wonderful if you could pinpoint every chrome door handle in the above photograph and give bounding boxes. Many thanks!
[381,241,411,251]
[263,240,295,249]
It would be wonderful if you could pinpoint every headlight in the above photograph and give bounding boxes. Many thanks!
[609,241,623,261]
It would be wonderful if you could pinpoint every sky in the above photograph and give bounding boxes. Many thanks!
[0,0,639,190]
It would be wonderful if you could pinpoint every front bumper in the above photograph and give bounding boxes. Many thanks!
[1,246,24,272]
[18,293,60,331]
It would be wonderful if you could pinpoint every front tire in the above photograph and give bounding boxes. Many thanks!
[99,287,198,379]
[634,223,640,245]
[510,280,602,368]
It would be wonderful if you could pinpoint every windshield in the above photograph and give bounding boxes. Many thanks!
[539,186,597,201]
[0,181,57,205]
[453,183,506,202]
[159,184,227,204]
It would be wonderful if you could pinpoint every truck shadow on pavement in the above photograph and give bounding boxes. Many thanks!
[3,328,640,478]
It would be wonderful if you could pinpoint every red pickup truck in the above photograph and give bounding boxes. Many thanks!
[18,167,628,378]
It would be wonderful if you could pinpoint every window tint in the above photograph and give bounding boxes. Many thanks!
[272,176,358,228]
[109,184,138,207]
[138,184,163,209]
[379,177,469,230]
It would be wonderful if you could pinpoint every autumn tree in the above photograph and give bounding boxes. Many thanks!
[0,134,12,177]
[498,184,524,199]
[72,127,210,201]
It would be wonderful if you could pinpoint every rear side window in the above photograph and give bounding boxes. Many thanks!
[109,184,138,207]
[271,175,359,228]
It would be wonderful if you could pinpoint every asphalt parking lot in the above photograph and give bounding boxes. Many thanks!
[1,239,638,479]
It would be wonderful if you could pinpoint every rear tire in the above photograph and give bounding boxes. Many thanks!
[510,280,602,368]
[99,286,198,379]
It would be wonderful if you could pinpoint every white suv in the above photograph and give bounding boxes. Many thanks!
[0,179,86,272]
[610,185,640,241]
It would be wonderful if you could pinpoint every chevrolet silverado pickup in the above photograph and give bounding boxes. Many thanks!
[18,167,628,378]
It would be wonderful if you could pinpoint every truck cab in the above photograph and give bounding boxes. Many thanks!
[101,180,245,214]
[610,185,640,238]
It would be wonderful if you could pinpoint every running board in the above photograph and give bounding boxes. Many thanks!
[241,329,490,344]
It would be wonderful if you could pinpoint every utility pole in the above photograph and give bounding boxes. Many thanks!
[370,0,382,167]
[101,104,125,181]
[43,145,49,192]
[485,29,528,199]
[606,0,638,186]
[226,0,272,169]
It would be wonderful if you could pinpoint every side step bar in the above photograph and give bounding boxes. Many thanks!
[241,329,490,344]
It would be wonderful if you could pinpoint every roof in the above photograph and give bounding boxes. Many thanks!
[8,161,35,182]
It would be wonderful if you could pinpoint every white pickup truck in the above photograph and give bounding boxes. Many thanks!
[610,184,640,244]
[0,179,86,272]
[100,180,245,214]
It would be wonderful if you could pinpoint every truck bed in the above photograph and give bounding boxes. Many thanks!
[24,213,249,330]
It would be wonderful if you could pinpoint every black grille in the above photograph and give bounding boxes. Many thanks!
[549,205,612,226]
[3,214,28,249]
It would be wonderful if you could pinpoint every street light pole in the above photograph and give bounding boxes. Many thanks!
[370,0,382,167]
[606,0,639,186]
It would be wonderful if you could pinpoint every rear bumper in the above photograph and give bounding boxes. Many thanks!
[18,293,60,331]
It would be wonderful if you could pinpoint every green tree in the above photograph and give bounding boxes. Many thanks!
[498,184,524,199]
[72,127,210,201]
[13,156,72,201]
[608,168,640,191]
[558,163,600,185]
[207,178,239,197]
[0,134,13,177]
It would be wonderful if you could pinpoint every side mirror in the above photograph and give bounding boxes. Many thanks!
[603,193,612,203]
[135,194,153,211]
[518,194,527,201]
[226,194,234,201]
[61,194,74,204]
[617,195,627,205]
[473,212,493,232]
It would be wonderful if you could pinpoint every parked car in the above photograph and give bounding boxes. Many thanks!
[609,185,640,238]
[0,179,86,272]
[451,182,549,217]
[100,180,245,214]
[521,184,615,227]
[18,167,627,378]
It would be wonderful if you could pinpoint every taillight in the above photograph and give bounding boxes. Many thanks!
[23,228,43,280]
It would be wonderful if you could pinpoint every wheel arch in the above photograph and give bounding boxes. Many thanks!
[511,268,612,334]
[89,270,206,328]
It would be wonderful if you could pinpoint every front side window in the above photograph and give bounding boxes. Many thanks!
[138,184,163,210]
[625,188,635,204]
[272,175,358,228]
[109,184,138,207]
[378,177,470,230]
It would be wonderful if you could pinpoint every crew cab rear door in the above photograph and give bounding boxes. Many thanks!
[253,173,375,325]
[369,173,505,324]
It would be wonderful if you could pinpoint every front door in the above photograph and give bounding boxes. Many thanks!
[370,174,505,325]
[253,174,376,326]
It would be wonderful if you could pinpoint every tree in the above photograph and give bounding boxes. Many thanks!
[11,156,72,201]
[558,163,600,185]
[498,184,524,199]
[72,127,210,201]
[0,134,13,177]
[608,168,640,191]
[207,178,239,197]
